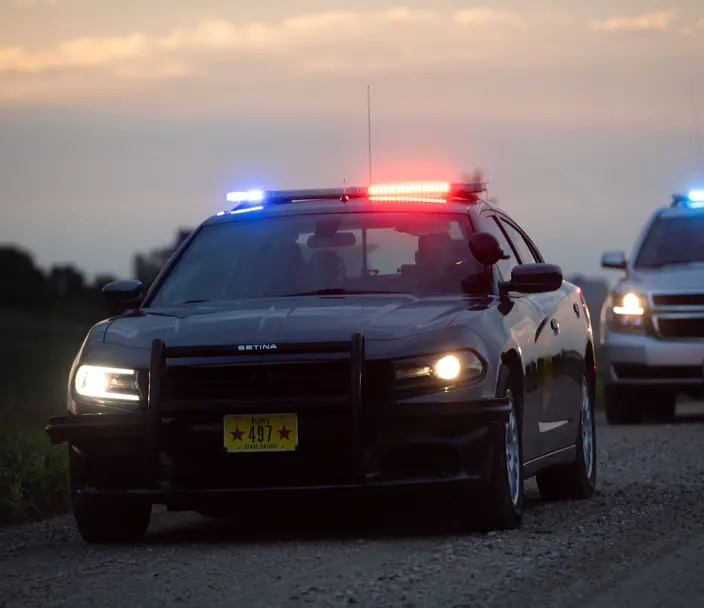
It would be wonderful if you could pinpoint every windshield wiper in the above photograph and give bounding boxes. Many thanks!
[280,288,402,296]
[176,299,211,304]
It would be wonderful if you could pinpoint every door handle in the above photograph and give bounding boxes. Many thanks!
[550,319,559,335]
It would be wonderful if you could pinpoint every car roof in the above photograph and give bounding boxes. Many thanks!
[202,197,499,226]
[655,205,704,219]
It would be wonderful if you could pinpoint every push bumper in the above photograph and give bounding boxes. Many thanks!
[47,334,509,505]
[46,398,509,504]
[602,330,704,390]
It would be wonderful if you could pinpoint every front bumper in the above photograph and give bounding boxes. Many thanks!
[602,329,704,391]
[47,334,509,505]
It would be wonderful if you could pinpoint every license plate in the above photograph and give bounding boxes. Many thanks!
[223,413,298,453]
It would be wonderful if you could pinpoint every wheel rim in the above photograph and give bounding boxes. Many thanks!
[580,379,594,478]
[504,389,521,507]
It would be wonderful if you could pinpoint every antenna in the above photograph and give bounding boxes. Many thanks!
[367,85,373,184]
[690,86,703,177]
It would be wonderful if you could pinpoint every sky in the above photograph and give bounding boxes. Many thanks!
[1,0,703,282]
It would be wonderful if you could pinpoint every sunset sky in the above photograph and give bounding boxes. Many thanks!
[1,0,703,281]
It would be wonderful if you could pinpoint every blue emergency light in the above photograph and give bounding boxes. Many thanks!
[671,190,704,208]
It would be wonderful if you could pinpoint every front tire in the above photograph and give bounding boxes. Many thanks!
[460,365,523,532]
[536,371,597,501]
[69,447,152,543]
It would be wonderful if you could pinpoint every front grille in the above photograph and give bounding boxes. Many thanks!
[162,361,351,402]
[652,293,704,307]
[656,318,704,339]
[160,360,393,404]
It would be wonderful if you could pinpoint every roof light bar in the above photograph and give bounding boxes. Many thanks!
[369,196,448,203]
[689,189,704,203]
[672,190,704,208]
[224,181,487,210]
[226,189,264,203]
[368,181,451,196]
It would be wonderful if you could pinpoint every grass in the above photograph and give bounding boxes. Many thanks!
[0,309,606,527]
[0,426,70,525]
[0,311,97,527]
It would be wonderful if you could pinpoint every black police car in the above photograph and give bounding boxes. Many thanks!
[46,179,597,542]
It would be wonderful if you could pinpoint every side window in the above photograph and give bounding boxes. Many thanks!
[498,219,540,264]
[481,215,519,281]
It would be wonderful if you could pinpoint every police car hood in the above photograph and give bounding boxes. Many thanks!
[104,295,480,348]
[628,263,704,292]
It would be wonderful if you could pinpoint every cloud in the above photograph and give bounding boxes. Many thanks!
[13,0,60,7]
[0,5,701,111]
[0,7,534,76]
[590,11,674,32]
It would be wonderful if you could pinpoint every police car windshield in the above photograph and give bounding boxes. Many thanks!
[634,215,704,268]
[148,211,489,306]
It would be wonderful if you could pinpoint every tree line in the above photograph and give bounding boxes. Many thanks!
[0,227,193,317]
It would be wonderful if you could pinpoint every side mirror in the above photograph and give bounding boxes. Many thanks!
[468,232,509,266]
[601,250,627,270]
[505,263,563,294]
[102,280,143,314]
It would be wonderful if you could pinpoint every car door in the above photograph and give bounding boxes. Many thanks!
[478,212,550,462]
[495,215,578,454]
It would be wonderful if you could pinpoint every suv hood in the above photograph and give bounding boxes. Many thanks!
[629,264,704,292]
[104,295,487,349]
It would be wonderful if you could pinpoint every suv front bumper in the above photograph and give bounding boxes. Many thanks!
[602,329,704,394]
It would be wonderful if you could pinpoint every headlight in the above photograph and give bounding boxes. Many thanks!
[608,291,649,331]
[74,365,142,403]
[613,292,644,316]
[393,350,485,388]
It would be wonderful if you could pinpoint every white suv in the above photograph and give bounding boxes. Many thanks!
[600,190,704,424]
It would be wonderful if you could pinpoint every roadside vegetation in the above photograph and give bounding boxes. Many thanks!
[0,313,95,525]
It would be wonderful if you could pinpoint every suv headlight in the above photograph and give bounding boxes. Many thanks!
[607,291,649,331]
[74,365,143,404]
[393,350,486,389]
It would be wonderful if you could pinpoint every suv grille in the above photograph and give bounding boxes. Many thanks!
[651,293,704,307]
[656,318,704,339]
[650,292,704,340]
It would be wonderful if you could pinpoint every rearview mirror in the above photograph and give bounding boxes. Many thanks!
[307,232,356,248]
[601,250,627,270]
[505,263,563,294]
[102,280,143,315]
[468,232,508,266]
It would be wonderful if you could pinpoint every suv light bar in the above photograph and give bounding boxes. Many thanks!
[225,181,487,208]
[671,190,704,208]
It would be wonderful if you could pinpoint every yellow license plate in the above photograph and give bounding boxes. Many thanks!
[223,413,298,453]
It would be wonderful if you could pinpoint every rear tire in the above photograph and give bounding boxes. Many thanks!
[460,364,523,532]
[604,386,642,425]
[536,370,597,501]
[69,447,152,543]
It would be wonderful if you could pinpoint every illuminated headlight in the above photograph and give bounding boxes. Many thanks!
[74,365,141,403]
[613,292,644,316]
[608,291,648,331]
[393,351,485,386]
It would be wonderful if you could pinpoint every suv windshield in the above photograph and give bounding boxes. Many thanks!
[147,211,489,306]
[634,215,704,268]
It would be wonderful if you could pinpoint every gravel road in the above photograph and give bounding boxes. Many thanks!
[2,405,704,608]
